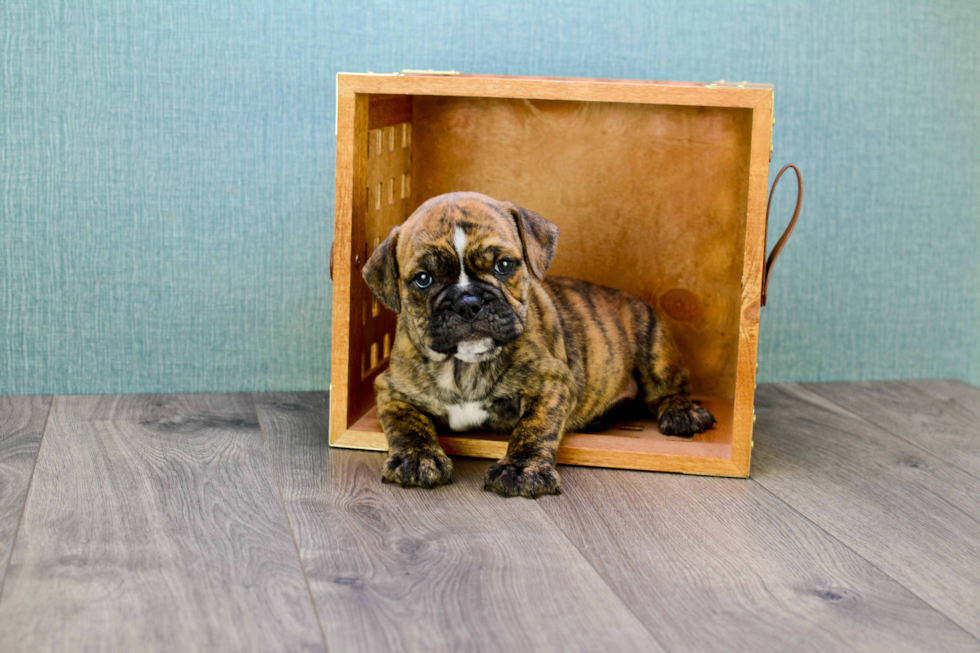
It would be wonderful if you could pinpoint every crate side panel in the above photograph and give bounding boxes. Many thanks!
[731,94,774,474]
[346,97,414,425]
[329,86,364,443]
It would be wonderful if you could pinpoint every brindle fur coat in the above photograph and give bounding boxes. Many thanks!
[363,192,715,497]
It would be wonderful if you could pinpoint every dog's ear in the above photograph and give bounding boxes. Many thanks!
[362,226,402,313]
[506,203,560,279]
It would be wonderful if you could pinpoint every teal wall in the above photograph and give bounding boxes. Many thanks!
[2,0,978,395]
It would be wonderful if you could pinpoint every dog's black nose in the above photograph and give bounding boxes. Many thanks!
[453,293,484,322]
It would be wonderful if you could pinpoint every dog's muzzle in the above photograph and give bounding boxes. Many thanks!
[428,282,522,355]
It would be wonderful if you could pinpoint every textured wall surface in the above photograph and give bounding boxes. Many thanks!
[2,0,978,395]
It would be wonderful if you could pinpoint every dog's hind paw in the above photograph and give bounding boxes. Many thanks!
[657,396,716,436]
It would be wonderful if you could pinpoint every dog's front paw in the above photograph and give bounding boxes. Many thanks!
[382,448,453,488]
[658,396,716,436]
[484,457,561,498]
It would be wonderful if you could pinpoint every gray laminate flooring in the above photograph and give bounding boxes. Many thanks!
[0,381,978,652]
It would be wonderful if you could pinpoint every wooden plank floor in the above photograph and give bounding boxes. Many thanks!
[0,381,977,652]
[0,396,52,585]
[0,394,325,652]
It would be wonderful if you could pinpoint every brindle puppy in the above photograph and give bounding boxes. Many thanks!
[363,192,715,498]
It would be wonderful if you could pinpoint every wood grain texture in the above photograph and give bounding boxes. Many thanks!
[254,392,664,653]
[752,384,980,638]
[539,466,980,652]
[341,73,772,108]
[0,395,52,587]
[910,378,980,403]
[807,379,980,479]
[331,73,773,476]
[731,89,774,475]
[340,398,742,476]
[334,426,744,477]
[0,394,326,652]
[330,81,366,444]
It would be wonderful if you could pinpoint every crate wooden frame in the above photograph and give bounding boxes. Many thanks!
[330,73,774,478]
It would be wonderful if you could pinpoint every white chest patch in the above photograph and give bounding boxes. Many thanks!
[453,226,470,285]
[445,401,488,431]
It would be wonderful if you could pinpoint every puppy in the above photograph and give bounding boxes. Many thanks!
[362,192,715,497]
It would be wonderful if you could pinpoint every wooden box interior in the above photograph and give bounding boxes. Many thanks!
[332,77,770,477]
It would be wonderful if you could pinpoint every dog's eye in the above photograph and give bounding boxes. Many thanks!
[494,259,515,276]
[413,272,433,289]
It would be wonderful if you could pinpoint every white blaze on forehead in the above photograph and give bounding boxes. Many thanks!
[452,226,470,285]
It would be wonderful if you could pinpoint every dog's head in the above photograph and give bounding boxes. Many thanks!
[362,192,559,362]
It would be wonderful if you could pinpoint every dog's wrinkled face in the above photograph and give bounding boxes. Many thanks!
[363,192,559,362]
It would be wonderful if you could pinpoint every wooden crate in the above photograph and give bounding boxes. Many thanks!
[330,72,780,478]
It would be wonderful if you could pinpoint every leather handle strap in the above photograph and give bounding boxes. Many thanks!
[761,164,802,307]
